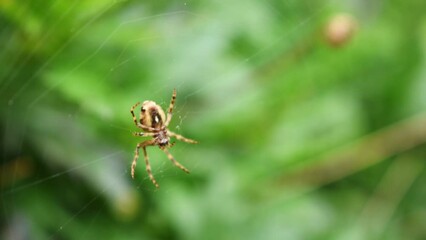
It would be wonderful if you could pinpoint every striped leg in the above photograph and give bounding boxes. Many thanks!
[132,140,159,188]
[130,102,141,127]
[133,132,156,137]
[168,131,198,144]
[164,89,176,127]
[161,147,190,174]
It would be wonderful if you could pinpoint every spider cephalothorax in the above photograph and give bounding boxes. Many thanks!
[130,89,197,188]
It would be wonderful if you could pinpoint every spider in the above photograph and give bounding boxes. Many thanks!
[130,89,197,188]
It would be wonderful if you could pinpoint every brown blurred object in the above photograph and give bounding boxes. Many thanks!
[325,13,358,47]
[0,157,33,189]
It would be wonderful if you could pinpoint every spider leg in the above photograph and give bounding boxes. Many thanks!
[130,102,141,127]
[133,132,156,137]
[132,140,159,188]
[168,130,198,144]
[137,123,157,132]
[161,147,190,174]
[164,88,176,127]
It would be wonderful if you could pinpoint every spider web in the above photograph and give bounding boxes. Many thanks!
[3,0,418,239]
[7,0,327,238]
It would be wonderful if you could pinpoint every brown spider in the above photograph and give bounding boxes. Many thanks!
[130,89,197,188]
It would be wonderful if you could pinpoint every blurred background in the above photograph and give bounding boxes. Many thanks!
[1,0,425,239]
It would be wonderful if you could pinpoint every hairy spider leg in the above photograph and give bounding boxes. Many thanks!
[132,140,159,188]
[164,88,176,127]
[130,102,157,132]
[130,101,141,126]
[160,147,190,174]
[133,132,156,137]
[168,131,198,144]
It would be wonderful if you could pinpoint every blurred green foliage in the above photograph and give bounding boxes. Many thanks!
[1,0,426,239]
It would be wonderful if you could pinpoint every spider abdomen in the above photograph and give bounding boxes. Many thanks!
[140,101,166,129]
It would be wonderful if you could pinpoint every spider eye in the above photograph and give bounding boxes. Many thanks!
[141,107,146,112]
